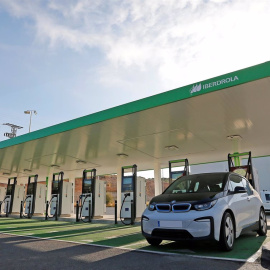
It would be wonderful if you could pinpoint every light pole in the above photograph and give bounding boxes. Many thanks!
[24,110,37,133]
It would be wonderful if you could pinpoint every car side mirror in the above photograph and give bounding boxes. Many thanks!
[234,186,247,194]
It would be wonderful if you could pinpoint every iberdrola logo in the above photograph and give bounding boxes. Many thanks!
[190,83,201,94]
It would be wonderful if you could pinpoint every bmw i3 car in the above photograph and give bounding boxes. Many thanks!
[141,172,267,251]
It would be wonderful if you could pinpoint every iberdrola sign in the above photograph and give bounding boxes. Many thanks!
[190,75,239,95]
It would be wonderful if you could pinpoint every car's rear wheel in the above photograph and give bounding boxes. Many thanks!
[219,212,235,251]
[146,237,162,246]
[257,208,267,236]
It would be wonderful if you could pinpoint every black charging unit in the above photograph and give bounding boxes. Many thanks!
[45,171,64,220]
[20,174,38,219]
[0,177,17,217]
[120,164,137,225]
[228,151,255,188]
[76,169,96,223]
[169,158,189,184]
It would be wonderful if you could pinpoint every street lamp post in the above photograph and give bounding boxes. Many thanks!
[24,110,37,133]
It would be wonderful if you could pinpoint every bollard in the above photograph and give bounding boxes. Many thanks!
[76,201,79,222]
[88,200,92,223]
[28,200,32,219]
[131,200,134,225]
[6,201,9,217]
[45,201,49,220]
[114,200,117,225]
[55,199,58,221]
[20,201,23,218]
[0,202,2,217]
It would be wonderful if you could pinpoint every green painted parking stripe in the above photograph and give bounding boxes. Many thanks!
[26,226,138,240]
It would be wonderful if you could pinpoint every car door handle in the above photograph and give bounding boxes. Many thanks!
[247,197,250,201]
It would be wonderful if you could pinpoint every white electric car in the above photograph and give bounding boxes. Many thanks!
[141,172,267,251]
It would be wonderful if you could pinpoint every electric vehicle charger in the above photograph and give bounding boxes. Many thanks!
[169,158,189,184]
[76,169,105,222]
[0,177,24,216]
[46,194,59,219]
[228,151,259,191]
[0,197,8,217]
[20,174,45,219]
[20,195,32,218]
[119,165,146,225]
[78,194,92,223]
[46,172,64,220]
[120,192,132,225]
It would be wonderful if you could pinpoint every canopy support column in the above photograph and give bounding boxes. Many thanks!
[116,166,122,218]
[66,171,77,214]
[154,163,162,196]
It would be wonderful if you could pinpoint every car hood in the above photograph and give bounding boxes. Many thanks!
[150,192,221,204]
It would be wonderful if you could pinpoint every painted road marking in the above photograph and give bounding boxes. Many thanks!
[0,232,249,263]
[0,223,101,233]
[0,218,268,263]
[0,223,114,238]
[119,240,147,248]
[49,226,138,239]
[247,248,262,263]
[81,239,94,242]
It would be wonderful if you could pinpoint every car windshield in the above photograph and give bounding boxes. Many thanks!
[164,173,227,194]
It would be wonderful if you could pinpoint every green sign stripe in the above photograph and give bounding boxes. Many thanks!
[229,152,250,158]
[122,165,134,169]
[84,169,94,173]
[169,159,186,164]
[0,61,270,149]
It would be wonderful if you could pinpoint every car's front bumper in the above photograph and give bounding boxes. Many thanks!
[141,211,215,241]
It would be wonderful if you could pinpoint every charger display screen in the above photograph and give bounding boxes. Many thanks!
[83,178,92,194]
[27,183,35,195]
[6,185,13,195]
[122,176,133,192]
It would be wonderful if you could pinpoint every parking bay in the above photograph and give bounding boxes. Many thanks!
[0,218,269,262]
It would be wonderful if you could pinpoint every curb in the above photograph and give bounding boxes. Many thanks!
[261,241,270,263]
[6,214,141,225]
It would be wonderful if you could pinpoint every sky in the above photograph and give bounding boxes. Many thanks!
[0,0,270,141]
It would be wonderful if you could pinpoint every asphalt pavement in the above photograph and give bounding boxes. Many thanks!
[0,234,269,270]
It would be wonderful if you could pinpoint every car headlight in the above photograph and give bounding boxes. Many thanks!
[148,203,156,211]
[194,199,217,211]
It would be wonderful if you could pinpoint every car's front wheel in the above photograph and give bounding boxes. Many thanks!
[219,212,235,251]
[257,208,267,236]
[146,237,162,246]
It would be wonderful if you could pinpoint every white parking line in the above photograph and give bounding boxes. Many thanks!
[119,240,147,248]
[81,239,93,242]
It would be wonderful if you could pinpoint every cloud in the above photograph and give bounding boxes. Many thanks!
[1,0,270,91]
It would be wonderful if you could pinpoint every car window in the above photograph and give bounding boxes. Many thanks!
[164,173,226,194]
[170,179,191,194]
[241,178,253,195]
[229,174,245,192]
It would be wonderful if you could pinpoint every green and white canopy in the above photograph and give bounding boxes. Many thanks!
[1,61,270,182]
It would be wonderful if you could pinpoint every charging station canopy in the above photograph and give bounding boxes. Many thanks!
[0,62,270,180]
